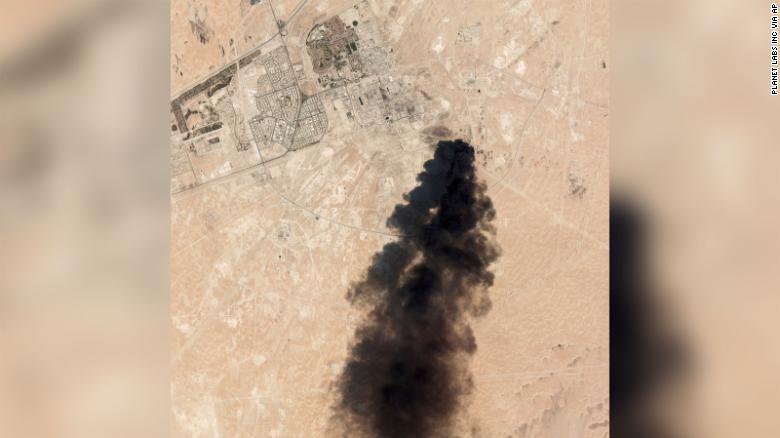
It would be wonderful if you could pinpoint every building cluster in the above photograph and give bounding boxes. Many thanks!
[168,0,427,195]
[307,1,423,130]
[251,46,328,150]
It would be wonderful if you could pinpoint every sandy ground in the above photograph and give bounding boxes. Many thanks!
[171,0,608,436]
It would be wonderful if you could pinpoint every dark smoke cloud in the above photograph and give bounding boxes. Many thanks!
[610,198,688,438]
[335,140,500,438]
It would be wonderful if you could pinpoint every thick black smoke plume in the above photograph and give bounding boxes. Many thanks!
[335,140,500,438]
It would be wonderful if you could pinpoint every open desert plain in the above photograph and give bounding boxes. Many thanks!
[170,0,608,436]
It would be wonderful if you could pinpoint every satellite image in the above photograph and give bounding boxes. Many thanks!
[170,0,608,436]
[2,1,775,437]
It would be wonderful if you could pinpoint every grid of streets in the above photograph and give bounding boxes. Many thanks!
[170,38,329,194]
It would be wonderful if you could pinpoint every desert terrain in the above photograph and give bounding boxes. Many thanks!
[170,0,608,436]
